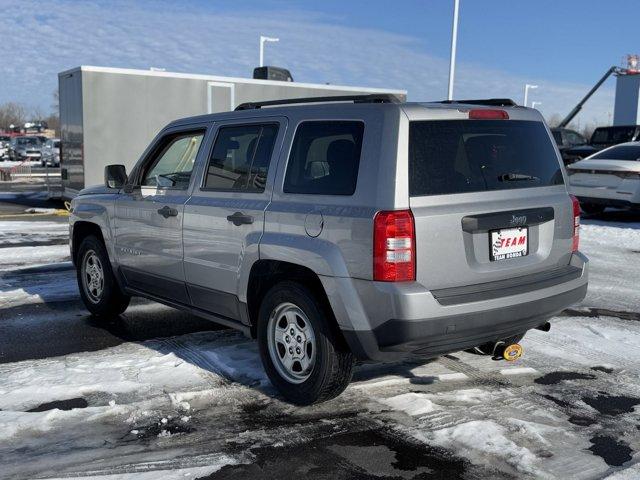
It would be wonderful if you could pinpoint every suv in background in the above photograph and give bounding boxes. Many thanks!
[551,127,587,165]
[0,135,11,160]
[9,136,43,162]
[565,125,640,160]
[41,138,61,167]
[69,96,588,404]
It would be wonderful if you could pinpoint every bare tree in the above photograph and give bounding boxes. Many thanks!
[0,102,27,130]
[546,113,562,128]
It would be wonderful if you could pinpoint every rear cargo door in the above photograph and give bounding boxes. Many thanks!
[407,114,575,291]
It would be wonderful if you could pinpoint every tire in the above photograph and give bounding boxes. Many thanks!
[469,333,525,356]
[257,281,355,405]
[580,203,605,215]
[76,235,130,317]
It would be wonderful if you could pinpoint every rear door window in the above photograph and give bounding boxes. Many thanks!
[204,124,278,192]
[284,121,364,195]
[409,120,563,197]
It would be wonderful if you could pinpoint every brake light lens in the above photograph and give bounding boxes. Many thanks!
[468,109,509,120]
[570,195,580,252]
[373,210,416,282]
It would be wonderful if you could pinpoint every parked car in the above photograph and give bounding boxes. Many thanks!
[567,142,640,214]
[551,128,588,165]
[565,125,640,160]
[0,135,11,160]
[9,136,43,161]
[69,97,588,404]
[41,138,61,167]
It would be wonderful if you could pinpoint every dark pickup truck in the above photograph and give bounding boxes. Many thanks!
[561,125,640,163]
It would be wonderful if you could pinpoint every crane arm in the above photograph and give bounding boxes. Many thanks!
[558,66,621,129]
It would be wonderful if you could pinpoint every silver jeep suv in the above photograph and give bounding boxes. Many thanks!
[70,95,588,404]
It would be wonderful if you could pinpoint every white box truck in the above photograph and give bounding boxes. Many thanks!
[58,66,406,198]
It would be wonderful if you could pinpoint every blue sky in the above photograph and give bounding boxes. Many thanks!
[0,0,636,128]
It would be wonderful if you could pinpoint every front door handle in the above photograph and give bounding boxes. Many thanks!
[227,211,254,226]
[157,205,178,218]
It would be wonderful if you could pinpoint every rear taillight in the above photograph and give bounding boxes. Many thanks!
[468,109,509,120]
[373,210,415,282]
[570,195,580,252]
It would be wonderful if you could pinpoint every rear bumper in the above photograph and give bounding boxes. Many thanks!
[322,252,588,362]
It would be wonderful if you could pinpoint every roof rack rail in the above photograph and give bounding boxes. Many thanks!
[235,93,401,111]
[438,98,518,107]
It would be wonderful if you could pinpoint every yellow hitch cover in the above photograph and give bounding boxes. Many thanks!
[503,344,523,361]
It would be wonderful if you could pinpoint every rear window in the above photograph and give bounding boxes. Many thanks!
[409,120,563,197]
[591,144,640,161]
[591,127,636,145]
[284,121,364,195]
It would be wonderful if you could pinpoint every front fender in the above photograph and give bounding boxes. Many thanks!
[70,195,118,265]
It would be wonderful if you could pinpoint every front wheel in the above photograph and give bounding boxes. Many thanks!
[76,235,130,317]
[257,281,354,405]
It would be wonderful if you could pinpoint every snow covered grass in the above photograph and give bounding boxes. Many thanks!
[0,244,70,270]
[0,220,68,246]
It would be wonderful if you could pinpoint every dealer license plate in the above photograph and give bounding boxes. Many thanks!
[490,227,528,261]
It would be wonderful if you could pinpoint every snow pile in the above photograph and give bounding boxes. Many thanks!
[424,420,540,475]
[380,393,438,416]
[580,222,640,312]
[0,244,70,270]
[0,220,69,245]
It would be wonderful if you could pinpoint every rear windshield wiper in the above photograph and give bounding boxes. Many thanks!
[498,173,540,182]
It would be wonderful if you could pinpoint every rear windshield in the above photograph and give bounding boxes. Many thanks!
[591,144,640,161]
[409,120,563,197]
[591,127,636,145]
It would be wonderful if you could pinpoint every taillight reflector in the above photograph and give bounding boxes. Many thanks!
[570,195,580,252]
[373,210,416,282]
[468,109,509,120]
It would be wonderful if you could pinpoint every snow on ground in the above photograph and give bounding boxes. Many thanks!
[1,212,640,478]
[579,220,640,312]
[0,220,69,245]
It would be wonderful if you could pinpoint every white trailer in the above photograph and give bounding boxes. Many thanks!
[58,66,406,198]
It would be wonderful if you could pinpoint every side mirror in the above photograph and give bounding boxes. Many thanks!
[105,164,127,189]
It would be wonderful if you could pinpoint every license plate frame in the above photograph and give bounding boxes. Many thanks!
[489,227,529,261]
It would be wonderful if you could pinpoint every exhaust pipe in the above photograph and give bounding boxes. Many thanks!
[535,322,551,332]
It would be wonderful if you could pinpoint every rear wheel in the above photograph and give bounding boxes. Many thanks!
[257,281,354,405]
[77,235,130,317]
[580,203,605,215]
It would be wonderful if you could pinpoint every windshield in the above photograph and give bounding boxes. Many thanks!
[409,120,563,196]
[591,127,636,145]
[591,144,640,161]
[17,138,40,146]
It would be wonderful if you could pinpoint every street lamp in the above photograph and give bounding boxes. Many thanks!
[531,101,542,109]
[523,84,538,107]
[447,0,460,100]
[259,36,279,67]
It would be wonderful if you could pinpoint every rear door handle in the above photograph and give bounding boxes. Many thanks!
[157,205,178,218]
[227,211,254,226]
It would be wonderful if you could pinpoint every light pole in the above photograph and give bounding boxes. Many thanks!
[523,84,538,107]
[531,101,542,109]
[447,0,460,100]
[259,36,279,67]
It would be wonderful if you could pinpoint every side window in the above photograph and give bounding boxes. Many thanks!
[204,124,278,192]
[566,131,585,146]
[284,121,364,195]
[142,131,204,189]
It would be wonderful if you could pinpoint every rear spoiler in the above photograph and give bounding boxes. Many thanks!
[437,98,518,107]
